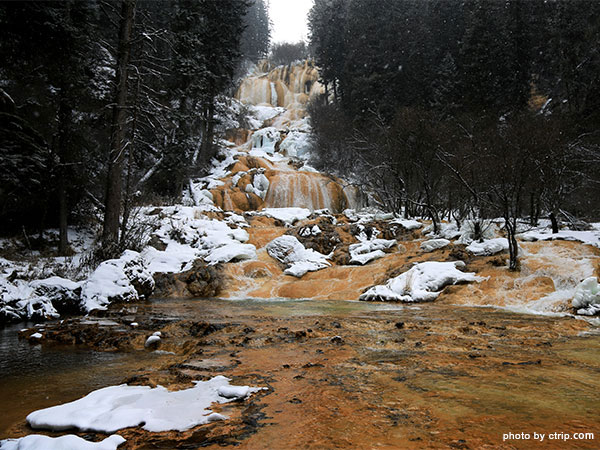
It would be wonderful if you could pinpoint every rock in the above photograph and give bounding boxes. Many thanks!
[288,223,341,255]
[266,235,330,278]
[145,335,161,348]
[30,276,82,315]
[80,250,153,312]
[420,239,451,253]
[330,335,344,345]
[153,260,223,298]
[124,258,155,299]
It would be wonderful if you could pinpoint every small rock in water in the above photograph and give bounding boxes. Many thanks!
[145,335,161,348]
[330,336,344,345]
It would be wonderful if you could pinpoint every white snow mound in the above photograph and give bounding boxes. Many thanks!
[349,239,395,265]
[0,434,125,450]
[420,239,451,253]
[266,235,330,277]
[259,208,311,226]
[360,261,483,302]
[466,238,509,256]
[26,376,264,434]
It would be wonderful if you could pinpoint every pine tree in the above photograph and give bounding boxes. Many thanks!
[240,0,271,62]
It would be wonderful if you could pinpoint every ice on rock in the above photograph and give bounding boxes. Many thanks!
[251,127,280,154]
[26,376,264,434]
[420,239,451,253]
[360,261,483,302]
[252,172,270,199]
[267,235,330,277]
[247,105,285,129]
[279,130,312,159]
[0,434,125,450]
[572,277,600,316]
[466,238,509,256]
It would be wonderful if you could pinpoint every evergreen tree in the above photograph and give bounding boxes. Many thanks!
[0,1,101,252]
[240,0,271,62]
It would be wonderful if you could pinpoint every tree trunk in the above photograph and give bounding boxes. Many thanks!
[56,95,70,255]
[549,211,559,234]
[58,176,68,254]
[505,217,519,271]
[103,0,136,248]
[120,65,142,246]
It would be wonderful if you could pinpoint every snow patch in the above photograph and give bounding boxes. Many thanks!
[26,376,264,434]
[360,261,483,302]
[420,239,450,253]
[349,239,395,265]
[0,434,125,450]
[259,207,311,226]
[466,238,509,256]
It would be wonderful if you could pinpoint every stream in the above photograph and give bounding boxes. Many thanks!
[2,298,599,448]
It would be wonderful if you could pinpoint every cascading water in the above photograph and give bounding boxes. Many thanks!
[263,172,349,212]
[236,60,324,109]
[207,59,363,213]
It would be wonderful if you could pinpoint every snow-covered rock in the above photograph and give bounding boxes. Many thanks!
[204,243,257,264]
[0,434,125,450]
[80,250,153,312]
[145,335,161,347]
[0,278,58,323]
[259,207,311,226]
[390,218,423,231]
[360,261,483,302]
[26,376,264,434]
[349,239,396,265]
[144,207,256,270]
[266,235,330,277]
[572,277,600,316]
[423,222,461,240]
[420,239,451,253]
[456,220,498,244]
[466,238,509,256]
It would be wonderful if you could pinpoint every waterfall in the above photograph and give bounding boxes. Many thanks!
[264,172,351,213]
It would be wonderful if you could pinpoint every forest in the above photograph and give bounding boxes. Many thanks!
[308,0,600,268]
[0,0,270,254]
